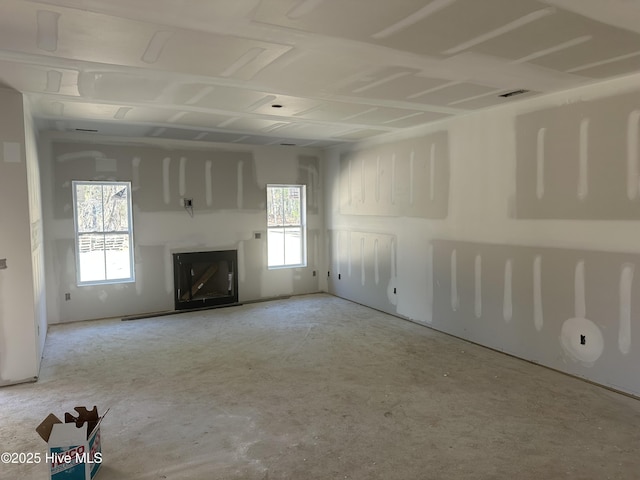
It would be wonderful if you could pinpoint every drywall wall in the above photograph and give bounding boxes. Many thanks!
[0,88,42,386]
[23,98,47,367]
[432,240,640,393]
[339,131,449,218]
[39,134,323,323]
[516,91,640,219]
[325,71,640,396]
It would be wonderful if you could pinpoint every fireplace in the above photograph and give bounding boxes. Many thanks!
[173,250,238,310]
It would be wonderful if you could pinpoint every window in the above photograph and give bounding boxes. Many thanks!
[267,184,306,268]
[72,181,135,285]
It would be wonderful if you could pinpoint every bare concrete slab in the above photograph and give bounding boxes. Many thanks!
[1,294,639,479]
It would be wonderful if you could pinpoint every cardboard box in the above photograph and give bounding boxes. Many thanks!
[36,406,108,480]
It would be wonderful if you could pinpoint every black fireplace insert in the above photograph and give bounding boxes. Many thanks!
[173,250,238,310]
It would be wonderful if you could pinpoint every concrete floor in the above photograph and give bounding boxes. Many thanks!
[1,293,640,479]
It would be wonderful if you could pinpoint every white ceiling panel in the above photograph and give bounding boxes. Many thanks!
[290,101,439,128]
[227,117,290,132]
[254,49,371,94]
[28,0,257,29]
[0,61,78,96]
[113,106,178,124]
[36,99,121,119]
[451,89,539,110]
[251,94,321,116]
[330,66,418,94]
[0,3,51,52]
[0,2,158,65]
[374,0,548,57]
[172,84,269,111]
[234,135,287,145]
[252,0,429,42]
[2,0,640,146]
[329,66,452,101]
[146,127,248,143]
[296,101,378,122]
[59,119,153,137]
[335,129,389,140]
[0,1,292,80]
[78,72,168,102]
[149,31,293,81]
[196,132,257,144]
[385,111,452,127]
[339,106,438,125]
[544,0,640,36]
[410,82,500,106]
[276,123,354,139]
[176,112,239,129]
[528,25,640,74]
[469,10,596,62]
[569,54,640,79]
[252,0,548,58]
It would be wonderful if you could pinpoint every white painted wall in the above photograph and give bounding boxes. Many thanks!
[0,88,43,385]
[23,98,47,364]
[39,134,324,323]
[325,72,640,396]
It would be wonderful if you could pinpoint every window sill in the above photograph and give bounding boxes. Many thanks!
[267,264,307,270]
[77,278,135,287]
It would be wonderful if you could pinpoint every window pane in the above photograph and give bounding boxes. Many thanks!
[283,187,301,225]
[266,184,305,269]
[102,184,130,232]
[78,233,106,282]
[105,234,131,280]
[267,229,285,267]
[74,180,135,285]
[76,184,104,233]
[267,187,284,227]
[283,227,302,265]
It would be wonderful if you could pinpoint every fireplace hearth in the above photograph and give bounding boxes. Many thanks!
[173,250,238,310]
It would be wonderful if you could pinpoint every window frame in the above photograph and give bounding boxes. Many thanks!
[72,180,135,286]
[266,184,307,269]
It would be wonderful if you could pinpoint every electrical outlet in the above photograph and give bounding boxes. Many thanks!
[254,232,262,240]
[65,293,71,301]
[0,258,6,270]
[312,270,316,276]
[580,334,586,345]
[183,198,193,207]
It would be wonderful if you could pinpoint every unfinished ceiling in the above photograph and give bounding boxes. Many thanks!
[1,0,640,147]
